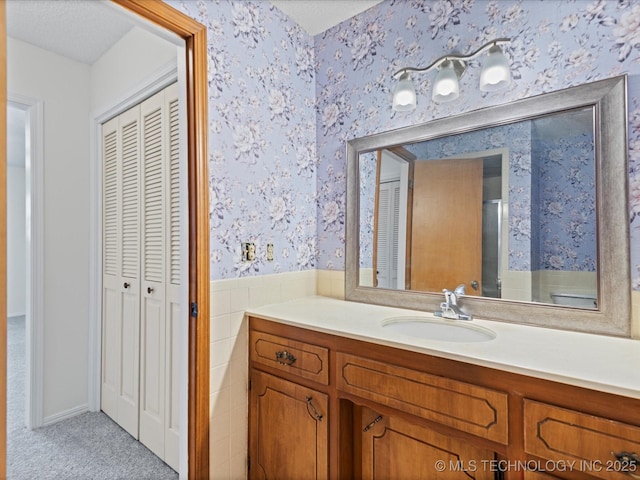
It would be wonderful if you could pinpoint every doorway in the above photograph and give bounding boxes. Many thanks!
[1,1,210,477]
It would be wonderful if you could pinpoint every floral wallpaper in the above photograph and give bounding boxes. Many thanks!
[168,0,640,289]
[168,0,317,279]
[315,0,640,290]
[532,120,596,272]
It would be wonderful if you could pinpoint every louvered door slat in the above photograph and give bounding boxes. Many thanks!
[168,98,181,286]
[376,186,390,287]
[143,106,164,284]
[121,118,140,279]
[391,183,401,285]
[103,127,119,277]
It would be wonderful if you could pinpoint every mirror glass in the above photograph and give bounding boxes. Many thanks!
[358,107,597,309]
[346,76,630,336]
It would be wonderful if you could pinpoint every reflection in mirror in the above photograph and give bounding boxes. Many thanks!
[358,108,597,309]
[346,76,630,336]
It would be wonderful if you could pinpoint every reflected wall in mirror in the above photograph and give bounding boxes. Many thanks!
[346,76,630,336]
[358,107,597,309]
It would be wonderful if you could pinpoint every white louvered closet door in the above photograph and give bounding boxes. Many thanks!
[139,89,168,461]
[101,115,122,423]
[376,181,401,289]
[101,83,181,471]
[101,107,141,439]
[163,83,181,471]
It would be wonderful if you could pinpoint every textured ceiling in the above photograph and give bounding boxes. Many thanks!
[271,0,384,35]
[7,0,136,65]
[5,0,383,165]
[7,0,385,66]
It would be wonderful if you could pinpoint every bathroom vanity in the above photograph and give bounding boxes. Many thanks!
[247,296,640,480]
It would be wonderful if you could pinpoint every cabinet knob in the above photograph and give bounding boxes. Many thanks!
[123,282,130,289]
[275,350,296,366]
[147,287,154,294]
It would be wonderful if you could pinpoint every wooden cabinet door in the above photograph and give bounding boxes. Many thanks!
[249,370,328,480]
[360,406,495,480]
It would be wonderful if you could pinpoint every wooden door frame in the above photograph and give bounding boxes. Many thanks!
[111,2,210,478]
[0,1,210,478]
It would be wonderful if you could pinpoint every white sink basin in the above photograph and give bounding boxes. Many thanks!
[382,316,495,343]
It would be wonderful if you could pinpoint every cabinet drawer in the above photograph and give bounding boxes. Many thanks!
[524,400,640,480]
[250,331,329,385]
[336,352,509,444]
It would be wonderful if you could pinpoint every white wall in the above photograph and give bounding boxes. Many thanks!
[90,26,177,114]
[7,166,26,317]
[7,23,178,425]
[7,37,91,420]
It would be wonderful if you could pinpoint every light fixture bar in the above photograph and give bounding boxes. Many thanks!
[392,37,510,79]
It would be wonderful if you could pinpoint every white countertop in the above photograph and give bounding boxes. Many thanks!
[246,296,640,399]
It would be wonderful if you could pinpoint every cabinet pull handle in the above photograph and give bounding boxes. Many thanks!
[363,415,383,432]
[123,282,130,289]
[147,287,154,294]
[305,396,323,421]
[275,351,296,366]
[612,451,640,478]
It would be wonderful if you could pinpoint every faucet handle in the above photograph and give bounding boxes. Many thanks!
[453,284,466,296]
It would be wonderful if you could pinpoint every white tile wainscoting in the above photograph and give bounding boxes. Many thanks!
[208,269,343,479]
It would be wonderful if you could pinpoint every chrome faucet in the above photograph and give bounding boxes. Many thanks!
[435,284,473,320]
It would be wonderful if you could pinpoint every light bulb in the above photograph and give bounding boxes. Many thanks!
[480,45,511,92]
[432,60,460,103]
[392,72,417,111]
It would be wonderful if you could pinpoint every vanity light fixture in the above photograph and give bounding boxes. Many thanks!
[392,38,511,110]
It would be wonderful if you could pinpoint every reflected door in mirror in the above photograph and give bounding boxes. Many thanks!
[410,158,482,294]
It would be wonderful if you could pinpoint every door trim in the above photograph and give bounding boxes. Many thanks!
[110,2,210,478]
[7,95,45,430]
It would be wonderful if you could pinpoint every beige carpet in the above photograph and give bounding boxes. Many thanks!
[7,316,178,480]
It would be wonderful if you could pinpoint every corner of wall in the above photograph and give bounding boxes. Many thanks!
[316,269,345,300]
[631,290,640,339]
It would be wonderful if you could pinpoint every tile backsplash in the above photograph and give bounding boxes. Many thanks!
[208,270,319,479]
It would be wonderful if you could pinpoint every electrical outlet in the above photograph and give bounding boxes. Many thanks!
[266,243,274,261]
[242,242,256,262]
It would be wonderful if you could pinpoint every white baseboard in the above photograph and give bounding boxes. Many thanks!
[42,403,90,427]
